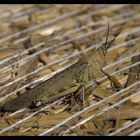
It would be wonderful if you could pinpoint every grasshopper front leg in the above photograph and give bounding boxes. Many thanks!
[100,68,123,91]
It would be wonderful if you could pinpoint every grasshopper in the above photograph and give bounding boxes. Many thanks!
[0,23,121,112]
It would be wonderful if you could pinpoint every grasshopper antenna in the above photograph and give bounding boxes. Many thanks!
[104,23,121,55]
[106,29,122,51]
[104,22,110,51]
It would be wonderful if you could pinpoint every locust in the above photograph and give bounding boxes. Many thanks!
[0,23,121,112]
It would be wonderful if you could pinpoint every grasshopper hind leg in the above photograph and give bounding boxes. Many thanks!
[66,81,86,111]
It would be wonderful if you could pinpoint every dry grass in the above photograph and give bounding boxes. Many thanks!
[0,4,140,136]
